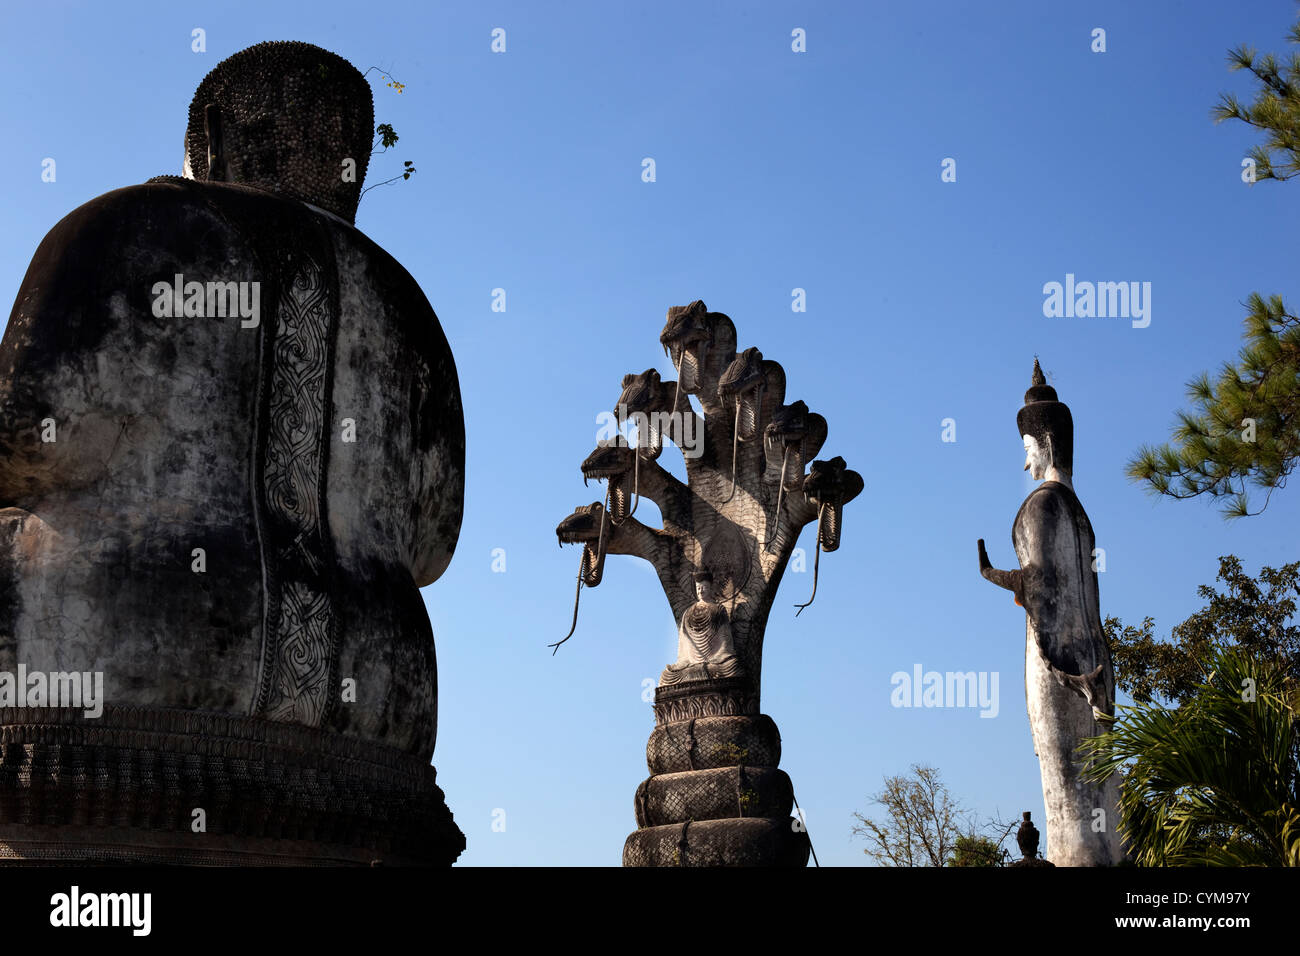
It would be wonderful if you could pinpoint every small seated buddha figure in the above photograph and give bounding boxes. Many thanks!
[660,570,743,685]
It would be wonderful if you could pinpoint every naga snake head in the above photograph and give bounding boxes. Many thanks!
[660,300,713,393]
[552,500,613,647]
[614,368,671,462]
[802,456,864,552]
[718,347,768,442]
[556,501,608,545]
[581,442,637,523]
[556,501,610,588]
[581,441,634,485]
[616,368,665,418]
[766,399,810,440]
[764,400,828,491]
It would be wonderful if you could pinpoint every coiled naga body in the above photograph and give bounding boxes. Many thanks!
[555,301,862,866]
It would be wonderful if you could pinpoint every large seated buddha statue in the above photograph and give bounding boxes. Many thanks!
[0,42,465,864]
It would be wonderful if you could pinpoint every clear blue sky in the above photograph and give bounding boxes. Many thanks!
[1,1,1296,866]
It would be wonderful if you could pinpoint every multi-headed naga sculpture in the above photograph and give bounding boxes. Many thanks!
[554,300,862,867]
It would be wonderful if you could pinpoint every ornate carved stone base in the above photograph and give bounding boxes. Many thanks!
[0,706,463,866]
[652,677,759,725]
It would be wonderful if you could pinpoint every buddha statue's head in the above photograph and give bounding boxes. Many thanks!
[182,40,374,223]
[694,569,716,603]
[1016,359,1073,484]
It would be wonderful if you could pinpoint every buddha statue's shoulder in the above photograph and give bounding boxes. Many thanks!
[27,180,311,271]
[1013,482,1086,540]
[52,177,270,221]
[1014,482,1097,566]
[1016,481,1060,516]
[44,178,400,243]
[27,180,438,321]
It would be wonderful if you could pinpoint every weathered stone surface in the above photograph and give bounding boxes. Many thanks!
[633,765,793,827]
[0,43,465,864]
[645,715,781,774]
[623,817,809,868]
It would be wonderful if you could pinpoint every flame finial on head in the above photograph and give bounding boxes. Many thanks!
[1024,357,1059,405]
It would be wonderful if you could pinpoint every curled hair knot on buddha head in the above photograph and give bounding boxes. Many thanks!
[183,41,375,223]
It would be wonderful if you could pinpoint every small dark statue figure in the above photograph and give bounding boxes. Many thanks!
[1008,811,1055,868]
